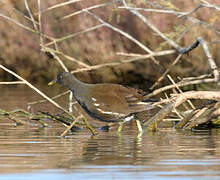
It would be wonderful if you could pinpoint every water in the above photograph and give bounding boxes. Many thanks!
[0,86,220,179]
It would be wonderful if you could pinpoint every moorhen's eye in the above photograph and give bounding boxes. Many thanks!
[57,74,63,81]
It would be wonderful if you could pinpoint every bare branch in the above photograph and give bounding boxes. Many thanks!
[62,2,110,19]
[0,13,36,33]
[44,24,105,47]
[70,50,175,74]
[24,0,38,30]
[0,81,25,85]
[37,0,43,46]
[42,47,90,68]
[41,0,82,13]
[150,54,182,89]
[145,78,215,98]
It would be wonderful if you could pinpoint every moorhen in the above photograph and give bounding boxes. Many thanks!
[49,72,155,133]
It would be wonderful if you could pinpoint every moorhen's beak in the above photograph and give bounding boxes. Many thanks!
[48,79,57,86]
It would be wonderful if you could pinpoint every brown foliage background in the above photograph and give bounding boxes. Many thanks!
[0,0,219,89]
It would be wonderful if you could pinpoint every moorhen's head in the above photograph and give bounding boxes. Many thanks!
[48,72,72,87]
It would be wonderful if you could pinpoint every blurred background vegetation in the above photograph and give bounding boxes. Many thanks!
[0,0,219,91]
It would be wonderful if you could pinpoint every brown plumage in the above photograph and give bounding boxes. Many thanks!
[49,72,155,123]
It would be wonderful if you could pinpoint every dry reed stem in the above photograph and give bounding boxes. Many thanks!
[24,0,38,31]
[42,47,90,68]
[0,81,25,85]
[71,50,175,73]
[199,0,220,11]
[145,78,215,99]
[119,4,218,18]
[40,0,82,13]
[61,115,82,138]
[170,86,190,111]
[197,37,220,88]
[38,0,43,46]
[116,52,145,57]
[62,2,110,19]
[28,90,71,106]
[62,54,90,68]
[44,24,105,47]
[118,6,189,15]
[0,13,36,33]
[150,54,182,89]
[213,103,220,117]
[82,116,97,135]
[167,75,195,109]
[53,42,69,72]
[182,74,213,81]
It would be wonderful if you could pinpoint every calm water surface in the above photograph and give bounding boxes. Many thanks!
[0,86,220,180]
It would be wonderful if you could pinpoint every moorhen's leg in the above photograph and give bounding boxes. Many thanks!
[136,119,143,133]
[117,121,124,134]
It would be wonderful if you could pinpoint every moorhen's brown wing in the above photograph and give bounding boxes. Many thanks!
[81,84,152,122]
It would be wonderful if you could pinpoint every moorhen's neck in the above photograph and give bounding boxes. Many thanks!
[66,74,90,97]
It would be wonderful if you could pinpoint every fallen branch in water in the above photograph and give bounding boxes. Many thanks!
[0,108,49,127]
[143,91,220,132]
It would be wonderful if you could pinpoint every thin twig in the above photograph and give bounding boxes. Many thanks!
[0,13,36,33]
[197,37,220,88]
[27,90,71,106]
[24,0,38,31]
[167,75,195,109]
[71,50,176,74]
[38,0,43,46]
[44,24,105,47]
[0,81,25,85]
[61,115,82,138]
[41,0,82,13]
[42,47,90,68]
[145,78,215,98]
[82,116,97,135]
[150,54,182,89]
[118,6,189,16]
[53,42,69,72]
[62,2,110,19]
